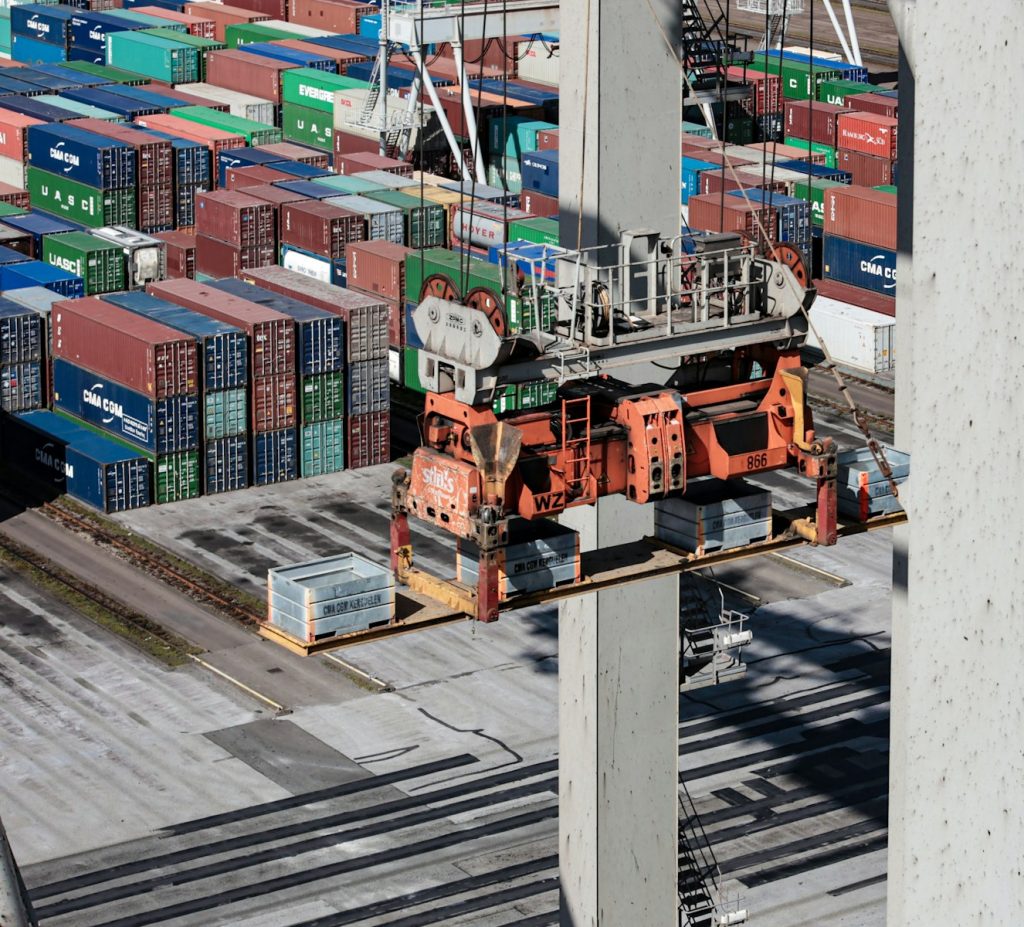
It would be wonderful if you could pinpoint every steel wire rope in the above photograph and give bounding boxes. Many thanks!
[644,0,901,498]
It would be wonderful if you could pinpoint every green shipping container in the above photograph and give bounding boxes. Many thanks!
[792,178,845,227]
[508,217,559,246]
[406,247,508,306]
[61,62,151,86]
[491,383,517,414]
[365,190,446,249]
[783,136,837,168]
[148,450,200,503]
[486,156,523,195]
[874,184,898,194]
[106,31,200,85]
[204,387,247,439]
[281,68,370,114]
[682,120,714,139]
[517,379,557,410]
[310,174,386,196]
[301,371,345,423]
[0,202,25,218]
[281,103,333,151]
[721,113,756,145]
[27,168,136,229]
[141,29,225,81]
[508,290,557,334]
[817,78,877,107]
[749,55,840,101]
[225,22,299,48]
[402,346,424,393]
[42,232,126,295]
[300,419,345,476]
[171,106,282,146]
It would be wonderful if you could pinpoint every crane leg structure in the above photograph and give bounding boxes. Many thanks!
[0,817,36,927]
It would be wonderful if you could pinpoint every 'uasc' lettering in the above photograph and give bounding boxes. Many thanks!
[421,466,455,495]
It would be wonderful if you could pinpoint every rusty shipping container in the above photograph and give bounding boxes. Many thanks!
[281,200,365,261]
[347,410,389,469]
[783,100,846,147]
[183,2,270,42]
[836,112,898,161]
[68,118,174,189]
[196,235,276,276]
[844,92,897,119]
[687,195,778,246]
[335,151,413,177]
[197,190,276,247]
[256,141,331,168]
[205,49,296,104]
[346,239,411,304]
[699,170,787,198]
[224,165,293,191]
[288,0,373,34]
[53,296,199,399]
[223,0,286,19]
[154,230,197,279]
[0,109,43,162]
[823,185,897,251]
[536,128,559,151]
[836,148,896,187]
[520,190,558,218]
[135,113,247,182]
[0,184,30,210]
[251,370,297,432]
[136,185,176,234]
[242,182,308,241]
[276,40,369,74]
[148,278,296,376]
[239,264,388,361]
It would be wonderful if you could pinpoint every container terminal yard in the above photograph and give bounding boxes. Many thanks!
[0,1,1020,927]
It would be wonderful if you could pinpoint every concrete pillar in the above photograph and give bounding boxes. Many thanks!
[887,4,1024,925]
[0,818,35,927]
[559,499,678,926]
[558,0,681,250]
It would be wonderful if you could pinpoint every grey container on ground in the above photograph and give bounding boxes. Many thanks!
[836,446,909,519]
[654,478,772,555]
[346,356,388,415]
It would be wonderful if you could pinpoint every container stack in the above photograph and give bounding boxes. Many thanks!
[51,296,201,502]
[106,290,251,494]
[0,298,45,414]
[195,189,277,276]
[41,231,126,295]
[147,277,299,485]
[278,195,364,287]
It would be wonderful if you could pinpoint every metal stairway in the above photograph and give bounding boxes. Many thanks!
[677,781,720,927]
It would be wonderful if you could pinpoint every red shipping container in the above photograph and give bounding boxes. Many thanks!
[196,234,275,276]
[684,150,754,171]
[835,148,895,187]
[726,66,780,117]
[680,135,720,152]
[813,278,895,318]
[784,100,846,147]
[134,113,245,178]
[251,371,297,432]
[687,194,778,247]
[222,0,286,19]
[335,151,413,177]
[747,140,827,165]
[241,183,306,241]
[183,2,269,42]
[333,127,384,161]
[148,278,296,376]
[823,185,897,250]
[347,410,389,468]
[0,182,29,209]
[846,92,897,119]
[224,164,293,190]
[197,190,275,247]
[53,296,198,399]
[385,296,401,347]
[699,169,786,197]
[346,239,411,303]
[275,39,369,74]
[281,200,365,260]
[154,230,197,279]
[137,185,175,233]
[0,108,43,162]
[537,128,559,151]
[521,190,558,218]
[133,6,216,38]
[837,112,898,161]
[288,0,372,34]
[205,49,296,103]
[69,117,174,188]
[255,141,330,169]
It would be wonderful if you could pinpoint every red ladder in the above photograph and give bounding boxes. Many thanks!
[561,395,592,501]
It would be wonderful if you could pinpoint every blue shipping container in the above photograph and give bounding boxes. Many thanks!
[2,408,151,512]
[240,42,336,73]
[774,160,852,184]
[0,246,31,268]
[104,291,248,391]
[0,299,44,363]
[272,179,338,200]
[761,49,868,83]
[60,85,161,118]
[253,427,298,486]
[52,357,200,453]
[216,147,284,188]
[271,160,330,179]
[66,46,105,65]
[11,4,74,48]
[210,278,344,375]
[682,157,718,205]
[12,34,68,65]
[0,74,50,96]
[0,261,84,298]
[822,234,896,295]
[27,122,136,189]
[1,211,83,253]
[33,62,113,86]
[520,150,558,198]
[306,34,377,55]
[0,93,77,122]
[204,434,248,494]
[8,68,80,91]
[345,60,420,89]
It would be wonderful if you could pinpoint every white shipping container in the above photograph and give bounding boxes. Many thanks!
[388,347,400,384]
[178,83,276,124]
[451,209,506,250]
[0,154,25,188]
[517,40,559,86]
[804,295,896,373]
[281,246,332,283]
[260,19,333,37]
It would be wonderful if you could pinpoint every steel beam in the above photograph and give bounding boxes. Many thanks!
[387,0,559,47]
[887,3,1024,925]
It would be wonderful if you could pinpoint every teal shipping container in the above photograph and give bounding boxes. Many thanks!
[300,419,345,476]
[204,387,247,439]
[106,31,200,85]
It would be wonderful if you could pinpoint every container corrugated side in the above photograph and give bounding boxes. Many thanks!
[346,409,387,469]
[253,426,297,485]
[803,294,895,374]
[204,433,248,494]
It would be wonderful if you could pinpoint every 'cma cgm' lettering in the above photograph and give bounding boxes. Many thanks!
[35,446,72,480]
[82,387,123,420]
[860,257,896,289]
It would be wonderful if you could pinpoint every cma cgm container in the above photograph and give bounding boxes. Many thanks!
[239,264,388,362]
[196,189,275,247]
[26,167,136,229]
[53,296,199,399]
[2,409,151,512]
[68,118,175,189]
[105,290,248,390]
[210,277,344,375]
[147,277,296,377]
[52,357,200,453]
[822,234,896,295]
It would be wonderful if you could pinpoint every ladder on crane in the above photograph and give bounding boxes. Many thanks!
[560,395,593,502]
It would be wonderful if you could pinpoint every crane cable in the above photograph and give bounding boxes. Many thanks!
[646,0,900,500]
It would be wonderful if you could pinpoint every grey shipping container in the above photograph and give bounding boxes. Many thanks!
[346,356,388,415]
[654,479,772,555]
[837,446,909,520]
[1,362,43,412]
[324,194,405,245]
[205,433,249,494]
[0,300,44,364]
